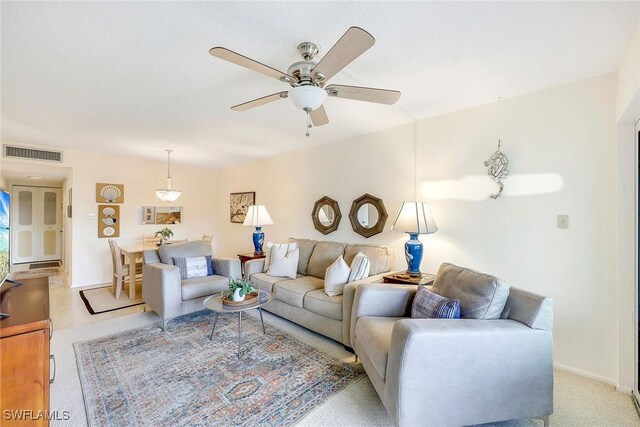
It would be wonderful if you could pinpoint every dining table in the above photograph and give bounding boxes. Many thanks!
[118,243,158,300]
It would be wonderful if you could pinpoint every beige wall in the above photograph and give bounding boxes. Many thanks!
[2,146,219,287]
[216,73,619,383]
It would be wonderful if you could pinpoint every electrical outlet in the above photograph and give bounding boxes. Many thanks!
[88,213,97,220]
[557,214,569,229]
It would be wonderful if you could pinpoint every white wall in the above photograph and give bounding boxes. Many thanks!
[2,146,219,287]
[216,73,619,383]
[216,124,415,263]
[615,17,640,393]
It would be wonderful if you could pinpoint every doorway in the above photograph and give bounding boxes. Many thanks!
[11,185,63,264]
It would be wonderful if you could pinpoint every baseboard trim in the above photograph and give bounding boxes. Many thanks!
[554,363,616,387]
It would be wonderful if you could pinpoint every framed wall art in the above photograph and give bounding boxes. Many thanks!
[96,183,124,203]
[98,204,120,238]
[155,206,183,225]
[230,192,255,223]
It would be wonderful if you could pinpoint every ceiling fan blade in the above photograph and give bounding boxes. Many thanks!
[310,105,329,126]
[209,47,292,81]
[326,84,401,104]
[312,27,375,82]
[231,91,288,112]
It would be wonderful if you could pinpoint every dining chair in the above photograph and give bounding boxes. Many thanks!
[202,234,213,244]
[108,239,142,299]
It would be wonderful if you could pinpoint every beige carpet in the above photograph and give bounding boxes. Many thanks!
[79,281,143,315]
[49,310,640,426]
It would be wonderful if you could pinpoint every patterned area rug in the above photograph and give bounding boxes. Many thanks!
[74,310,364,426]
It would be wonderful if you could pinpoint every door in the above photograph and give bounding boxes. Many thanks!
[11,186,62,264]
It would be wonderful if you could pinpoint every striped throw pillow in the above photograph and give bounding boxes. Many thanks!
[411,285,461,319]
[348,252,370,282]
[173,256,214,280]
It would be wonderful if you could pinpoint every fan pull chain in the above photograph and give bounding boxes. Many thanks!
[305,108,312,137]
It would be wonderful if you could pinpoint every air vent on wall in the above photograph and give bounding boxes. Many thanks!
[3,145,63,162]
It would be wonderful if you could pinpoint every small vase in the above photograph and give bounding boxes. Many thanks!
[232,288,245,302]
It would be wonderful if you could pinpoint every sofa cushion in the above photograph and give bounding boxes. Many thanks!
[273,276,324,308]
[158,240,212,265]
[303,290,343,321]
[355,316,403,380]
[288,238,318,275]
[411,285,460,319]
[324,256,351,297]
[307,241,346,279]
[181,275,229,300]
[344,244,393,275]
[250,272,300,293]
[431,263,510,319]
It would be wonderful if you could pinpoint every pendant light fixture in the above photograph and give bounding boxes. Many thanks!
[155,149,182,202]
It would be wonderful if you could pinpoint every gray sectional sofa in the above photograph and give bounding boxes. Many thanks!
[143,240,241,330]
[245,238,395,348]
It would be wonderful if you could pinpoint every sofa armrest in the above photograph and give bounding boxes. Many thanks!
[212,257,241,279]
[341,274,400,347]
[245,258,265,279]
[142,263,182,321]
[349,284,416,347]
[383,319,553,427]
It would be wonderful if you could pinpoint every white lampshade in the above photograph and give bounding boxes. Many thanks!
[242,205,274,227]
[391,201,438,234]
[155,178,182,202]
[288,85,327,111]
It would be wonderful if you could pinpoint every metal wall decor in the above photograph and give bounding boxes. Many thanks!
[349,193,388,238]
[484,139,509,199]
[311,196,341,235]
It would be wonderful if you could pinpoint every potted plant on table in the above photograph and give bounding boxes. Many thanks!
[154,227,174,245]
[225,278,256,302]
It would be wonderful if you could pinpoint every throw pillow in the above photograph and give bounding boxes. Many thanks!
[263,242,298,273]
[173,255,214,280]
[267,246,299,279]
[431,263,510,319]
[324,256,351,297]
[411,285,461,319]
[347,251,370,282]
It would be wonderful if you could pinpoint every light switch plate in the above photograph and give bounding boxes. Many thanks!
[557,214,569,229]
[88,213,97,220]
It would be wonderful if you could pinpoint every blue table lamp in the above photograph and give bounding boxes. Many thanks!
[391,201,438,277]
[242,205,274,255]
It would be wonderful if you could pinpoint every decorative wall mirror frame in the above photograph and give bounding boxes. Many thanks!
[349,193,388,238]
[311,196,342,235]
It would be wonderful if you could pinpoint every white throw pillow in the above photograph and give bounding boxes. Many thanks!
[324,256,351,297]
[263,242,298,273]
[348,252,371,282]
[267,246,299,279]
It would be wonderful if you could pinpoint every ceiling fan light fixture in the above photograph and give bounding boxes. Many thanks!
[288,85,327,111]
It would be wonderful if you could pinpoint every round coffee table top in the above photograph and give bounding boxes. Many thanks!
[203,291,274,313]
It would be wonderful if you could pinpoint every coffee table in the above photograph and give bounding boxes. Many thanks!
[203,291,275,358]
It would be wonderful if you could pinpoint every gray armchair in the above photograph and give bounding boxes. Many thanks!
[351,269,553,427]
[142,240,241,330]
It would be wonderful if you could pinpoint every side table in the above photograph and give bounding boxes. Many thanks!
[237,252,266,278]
[382,272,435,286]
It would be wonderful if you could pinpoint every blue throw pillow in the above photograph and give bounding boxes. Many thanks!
[411,285,461,319]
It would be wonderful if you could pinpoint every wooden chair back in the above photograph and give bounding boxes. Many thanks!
[108,239,124,278]
[143,235,162,246]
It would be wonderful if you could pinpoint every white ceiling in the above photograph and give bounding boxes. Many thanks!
[2,2,638,169]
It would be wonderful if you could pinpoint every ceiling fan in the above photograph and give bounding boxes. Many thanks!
[209,27,401,136]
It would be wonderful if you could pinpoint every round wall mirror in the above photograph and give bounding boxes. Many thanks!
[312,196,342,235]
[349,194,388,238]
